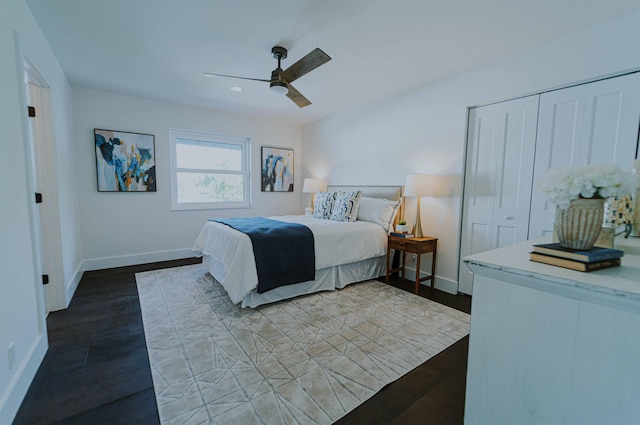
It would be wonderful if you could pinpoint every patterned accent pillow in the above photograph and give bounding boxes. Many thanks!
[313,192,334,219]
[330,190,363,222]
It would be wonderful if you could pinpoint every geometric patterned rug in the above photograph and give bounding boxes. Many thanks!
[136,264,470,425]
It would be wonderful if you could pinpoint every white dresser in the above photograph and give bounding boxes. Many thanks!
[463,236,640,425]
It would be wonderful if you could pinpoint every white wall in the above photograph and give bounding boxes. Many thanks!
[53,78,83,305]
[302,11,640,294]
[72,88,303,269]
[0,0,77,422]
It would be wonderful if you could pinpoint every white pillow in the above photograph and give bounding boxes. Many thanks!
[313,192,334,219]
[330,190,363,222]
[357,196,401,232]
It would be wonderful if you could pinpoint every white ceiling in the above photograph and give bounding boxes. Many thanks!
[26,0,640,125]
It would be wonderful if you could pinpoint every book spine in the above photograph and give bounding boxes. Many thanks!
[584,258,621,271]
[530,252,621,272]
[533,247,623,262]
[582,252,624,262]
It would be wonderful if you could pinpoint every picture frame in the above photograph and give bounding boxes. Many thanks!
[94,128,156,192]
[261,146,294,192]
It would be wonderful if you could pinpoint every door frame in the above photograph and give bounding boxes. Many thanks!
[24,59,65,313]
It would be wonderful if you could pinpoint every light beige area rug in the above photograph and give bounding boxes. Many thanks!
[136,264,470,425]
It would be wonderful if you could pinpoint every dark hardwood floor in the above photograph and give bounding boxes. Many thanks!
[13,259,471,425]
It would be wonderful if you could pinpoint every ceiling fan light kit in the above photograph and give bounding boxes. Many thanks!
[205,45,331,108]
[270,80,289,94]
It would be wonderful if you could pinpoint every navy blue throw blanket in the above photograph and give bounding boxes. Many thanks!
[213,217,315,294]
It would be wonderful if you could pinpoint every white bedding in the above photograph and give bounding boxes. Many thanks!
[192,215,388,306]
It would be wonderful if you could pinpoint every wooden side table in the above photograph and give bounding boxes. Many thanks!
[386,236,438,294]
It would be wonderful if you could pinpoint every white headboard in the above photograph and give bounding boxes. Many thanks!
[326,185,403,201]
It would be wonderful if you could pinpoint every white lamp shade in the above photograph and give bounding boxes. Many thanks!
[302,178,327,193]
[404,174,434,197]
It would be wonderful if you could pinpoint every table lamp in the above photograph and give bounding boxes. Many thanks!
[302,178,327,214]
[404,174,435,237]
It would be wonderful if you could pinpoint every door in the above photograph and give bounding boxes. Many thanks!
[528,73,640,238]
[459,95,539,294]
[580,73,640,166]
[527,86,586,238]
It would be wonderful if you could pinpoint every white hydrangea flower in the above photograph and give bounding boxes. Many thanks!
[538,163,640,209]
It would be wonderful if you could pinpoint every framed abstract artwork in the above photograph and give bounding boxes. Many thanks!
[261,146,294,192]
[94,128,157,192]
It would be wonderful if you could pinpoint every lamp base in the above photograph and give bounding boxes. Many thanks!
[413,198,424,238]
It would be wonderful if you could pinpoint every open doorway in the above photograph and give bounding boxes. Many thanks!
[24,60,64,313]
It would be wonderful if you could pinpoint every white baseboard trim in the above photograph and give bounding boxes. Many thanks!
[403,267,459,295]
[0,333,47,425]
[82,248,197,271]
[434,276,459,295]
[64,262,85,309]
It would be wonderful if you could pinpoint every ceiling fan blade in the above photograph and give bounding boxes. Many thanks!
[286,84,312,108]
[203,72,270,83]
[281,48,331,83]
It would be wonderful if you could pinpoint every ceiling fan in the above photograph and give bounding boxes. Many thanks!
[204,46,331,108]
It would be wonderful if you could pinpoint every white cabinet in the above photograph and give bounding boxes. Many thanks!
[463,238,640,425]
[460,72,640,295]
[458,96,539,295]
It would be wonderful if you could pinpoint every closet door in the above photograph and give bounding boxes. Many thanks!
[581,73,640,165]
[459,95,539,295]
[528,73,640,238]
[527,86,586,237]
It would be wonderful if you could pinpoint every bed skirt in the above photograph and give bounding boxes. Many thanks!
[203,255,386,308]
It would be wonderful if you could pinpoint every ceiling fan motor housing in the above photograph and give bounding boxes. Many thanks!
[270,70,289,94]
[270,47,289,94]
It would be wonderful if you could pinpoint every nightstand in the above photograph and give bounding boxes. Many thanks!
[386,236,438,294]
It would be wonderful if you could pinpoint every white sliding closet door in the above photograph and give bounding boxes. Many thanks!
[459,95,539,295]
[527,86,586,237]
[528,73,640,238]
[581,74,640,165]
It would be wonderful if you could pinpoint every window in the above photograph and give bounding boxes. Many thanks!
[170,129,251,210]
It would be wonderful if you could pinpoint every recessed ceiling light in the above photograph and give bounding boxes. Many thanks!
[229,86,243,92]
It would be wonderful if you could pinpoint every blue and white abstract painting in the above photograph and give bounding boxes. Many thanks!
[261,146,294,192]
[95,129,156,192]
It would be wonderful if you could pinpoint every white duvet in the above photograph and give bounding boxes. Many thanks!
[192,215,388,304]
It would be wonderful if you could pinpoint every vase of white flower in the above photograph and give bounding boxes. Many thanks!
[539,163,640,250]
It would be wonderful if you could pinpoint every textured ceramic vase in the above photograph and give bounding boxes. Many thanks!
[555,198,605,250]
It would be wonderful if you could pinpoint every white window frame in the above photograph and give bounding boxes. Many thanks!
[170,129,251,210]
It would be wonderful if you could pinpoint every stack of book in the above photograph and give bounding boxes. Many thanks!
[390,232,414,238]
[529,242,624,272]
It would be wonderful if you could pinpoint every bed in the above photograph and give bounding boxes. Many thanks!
[192,185,403,307]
